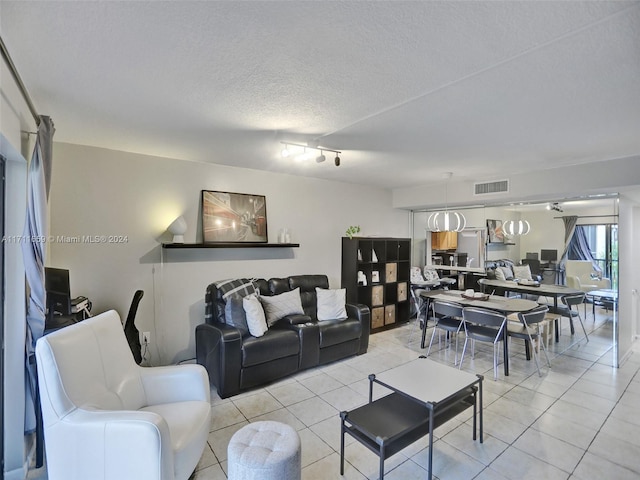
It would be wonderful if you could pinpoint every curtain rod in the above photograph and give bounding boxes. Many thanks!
[0,34,40,126]
[554,214,619,219]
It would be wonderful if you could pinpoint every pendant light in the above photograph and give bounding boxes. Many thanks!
[503,219,531,236]
[503,204,531,236]
[427,172,466,232]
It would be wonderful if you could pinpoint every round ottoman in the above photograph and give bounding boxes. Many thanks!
[227,420,301,480]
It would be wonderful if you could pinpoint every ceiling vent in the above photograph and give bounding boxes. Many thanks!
[474,179,509,195]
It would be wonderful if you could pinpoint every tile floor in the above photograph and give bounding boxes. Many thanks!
[30,303,640,480]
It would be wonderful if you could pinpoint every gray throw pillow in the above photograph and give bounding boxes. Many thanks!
[224,297,249,335]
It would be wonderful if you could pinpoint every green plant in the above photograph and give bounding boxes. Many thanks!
[345,225,361,239]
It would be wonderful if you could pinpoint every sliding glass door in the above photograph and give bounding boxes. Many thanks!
[576,223,618,289]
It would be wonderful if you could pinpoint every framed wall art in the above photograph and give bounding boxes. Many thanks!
[201,190,268,243]
[486,219,504,244]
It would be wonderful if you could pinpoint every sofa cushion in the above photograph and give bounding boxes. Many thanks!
[241,329,300,367]
[225,298,249,336]
[495,266,514,281]
[513,265,533,280]
[259,288,304,326]
[318,318,362,348]
[243,294,268,337]
[316,288,348,321]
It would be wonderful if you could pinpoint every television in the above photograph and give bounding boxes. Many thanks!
[540,249,558,263]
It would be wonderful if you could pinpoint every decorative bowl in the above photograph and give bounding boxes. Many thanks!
[461,292,490,301]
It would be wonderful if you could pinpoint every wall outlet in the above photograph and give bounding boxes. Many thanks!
[142,331,151,345]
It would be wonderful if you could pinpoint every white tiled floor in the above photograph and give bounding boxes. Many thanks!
[30,304,640,480]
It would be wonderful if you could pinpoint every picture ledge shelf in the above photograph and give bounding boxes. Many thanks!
[162,242,300,249]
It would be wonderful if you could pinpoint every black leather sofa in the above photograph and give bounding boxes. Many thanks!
[196,274,370,398]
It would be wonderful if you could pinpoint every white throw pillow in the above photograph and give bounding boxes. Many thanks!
[316,287,348,321]
[243,294,268,337]
[495,266,514,281]
[513,265,533,281]
[259,287,305,326]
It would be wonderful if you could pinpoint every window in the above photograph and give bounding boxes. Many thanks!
[571,223,618,289]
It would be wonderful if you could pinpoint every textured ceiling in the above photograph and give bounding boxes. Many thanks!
[1,1,639,189]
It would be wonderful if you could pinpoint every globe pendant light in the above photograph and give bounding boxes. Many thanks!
[427,172,466,232]
[427,211,466,232]
[503,219,531,236]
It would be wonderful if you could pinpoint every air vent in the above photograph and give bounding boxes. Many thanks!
[474,179,509,195]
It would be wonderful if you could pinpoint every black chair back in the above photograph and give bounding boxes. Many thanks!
[517,305,549,326]
[124,290,144,364]
[463,307,506,329]
[562,293,586,308]
[433,301,463,319]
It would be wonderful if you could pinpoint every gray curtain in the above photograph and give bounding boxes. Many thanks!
[559,215,578,271]
[21,116,54,433]
[560,215,602,273]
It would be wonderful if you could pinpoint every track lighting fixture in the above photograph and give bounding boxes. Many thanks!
[280,142,342,166]
[546,202,563,212]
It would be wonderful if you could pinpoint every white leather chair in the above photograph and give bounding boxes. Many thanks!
[36,310,211,480]
[565,260,611,292]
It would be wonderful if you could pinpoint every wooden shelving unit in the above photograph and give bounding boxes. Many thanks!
[341,237,411,333]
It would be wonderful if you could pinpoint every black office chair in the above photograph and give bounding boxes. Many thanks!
[124,290,144,364]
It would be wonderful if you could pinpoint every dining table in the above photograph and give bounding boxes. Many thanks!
[477,279,583,341]
[419,289,540,376]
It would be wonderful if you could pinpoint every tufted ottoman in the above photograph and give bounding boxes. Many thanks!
[227,420,301,480]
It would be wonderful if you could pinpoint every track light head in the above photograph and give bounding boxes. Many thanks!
[280,142,341,166]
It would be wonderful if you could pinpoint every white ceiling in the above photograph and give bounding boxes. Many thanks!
[2,1,639,189]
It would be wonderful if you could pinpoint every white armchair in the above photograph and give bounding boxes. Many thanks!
[36,310,211,480]
[565,260,611,292]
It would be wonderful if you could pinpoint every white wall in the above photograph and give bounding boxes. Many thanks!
[49,142,410,365]
[393,155,640,210]
[618,193,640,364]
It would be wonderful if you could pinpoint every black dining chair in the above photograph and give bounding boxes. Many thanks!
[561,293,589,343]
[426,301,464,365]
[460,307,507,380]
[507,305,551,376]
[408,287,429,345]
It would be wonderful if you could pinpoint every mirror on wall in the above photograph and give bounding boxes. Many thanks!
[411,196,619,285]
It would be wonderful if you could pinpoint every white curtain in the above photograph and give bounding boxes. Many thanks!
[21,115,54,434]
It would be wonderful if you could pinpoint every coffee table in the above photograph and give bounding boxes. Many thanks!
[340,357,483,480]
